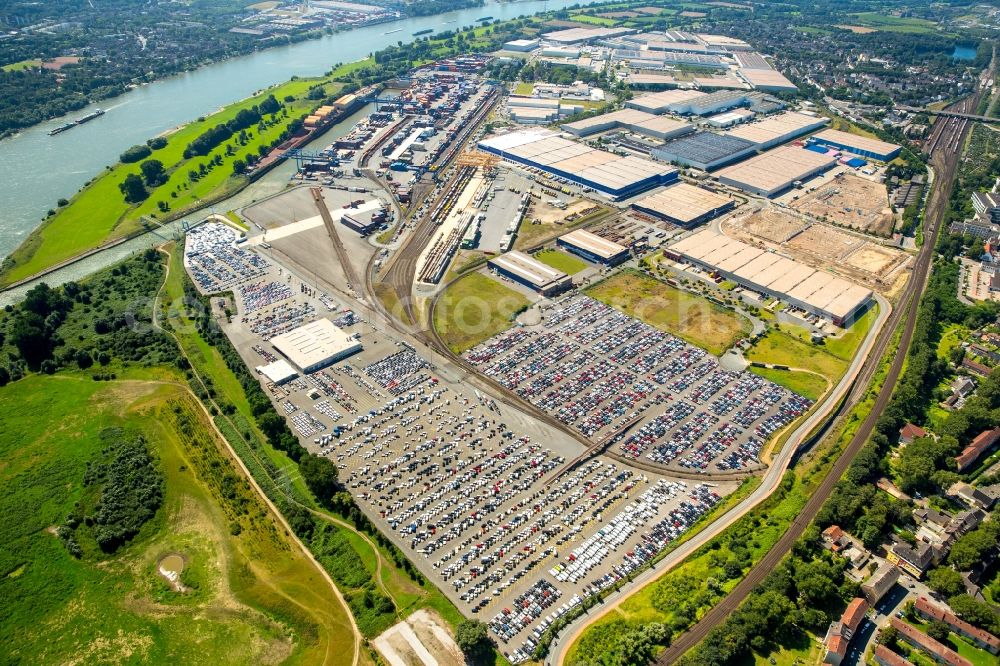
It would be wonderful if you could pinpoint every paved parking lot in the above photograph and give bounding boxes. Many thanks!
[463,294,812,474]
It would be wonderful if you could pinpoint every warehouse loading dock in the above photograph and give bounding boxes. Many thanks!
[806,129,902,162]
[667,229,872,325]
[270,318,363,373]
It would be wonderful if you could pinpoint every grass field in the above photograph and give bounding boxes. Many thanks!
[586,270,751,356]
[2,58,41,71]
[748,366,829,402]
[0,374,355,665]
[534,248,588,275]
[569,13,619,26]
[850,12,938,34]
[748,306,877,385]
[514,82,534,95]
[747,329,848,384]
[433,272,531,353]
[0,75,339,287]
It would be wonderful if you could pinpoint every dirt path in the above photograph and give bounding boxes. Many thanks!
[154,247,362,666]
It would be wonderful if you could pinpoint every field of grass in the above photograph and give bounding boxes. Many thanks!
[0,75,339,286]
[569,13,619,26]
[748,328,849,383]
[0,374,355,665]
[534,248,588,275]
[936,323,967,360]
[749,366,829,402]
[850,12,938,34]
[433,272,531,353]
[586,270,751,356]
[514,82,534,95]
[2,58,41,71]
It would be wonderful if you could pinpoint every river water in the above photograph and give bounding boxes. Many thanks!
[0,0,599,267]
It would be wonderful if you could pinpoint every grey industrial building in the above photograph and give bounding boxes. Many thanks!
[715,145,837,197]
[651,131,758,171]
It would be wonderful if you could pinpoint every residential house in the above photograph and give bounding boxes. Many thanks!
[914,597,1000,655]
[962,357,992,378]
[950,376,976,399]
[956,427,1000,472]
[889,617,972,666]
[947,481,995,511]
[887,540,936,578]
[823,597,869,665]
[862,561,900,605]
[873,645,914,666]
[821,525,870,570]
[899,423,928,445]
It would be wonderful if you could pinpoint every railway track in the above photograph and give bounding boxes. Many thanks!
[653,92,977,665]
[376,88,501,323]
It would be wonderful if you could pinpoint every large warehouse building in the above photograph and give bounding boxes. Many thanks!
[557,228,630,265]
[651,131,758,171]
[806,129,902,162]
[723,111,829,149]
[715,145,837,197]
[270,318,363,373]
[561,108,693,140]
[478,129,678,200]
[488,251,572,295]
[667,229,873,325]
[631,182,736,227]
[626,89,709,114]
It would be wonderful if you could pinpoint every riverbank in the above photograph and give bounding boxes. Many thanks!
[0,74,346,286]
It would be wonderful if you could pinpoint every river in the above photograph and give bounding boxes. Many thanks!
[0,0,601,266]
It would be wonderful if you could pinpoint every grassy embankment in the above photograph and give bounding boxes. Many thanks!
[433,272,531,354]
[585,269,751,356]
[0,75,341,287]
[0,373,356,665]
[161,245,466,638]
[564,318,903,665]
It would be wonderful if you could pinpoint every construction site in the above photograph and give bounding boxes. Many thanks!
[788,172,896,236]
[723,206,910,292]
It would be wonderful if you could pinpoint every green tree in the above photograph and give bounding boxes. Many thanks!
[119,173,147,203]
[927,567,965,598]
[456,619,492,665]
[139,159,166,187]
[300,454,339,504]
[927,620,951,644]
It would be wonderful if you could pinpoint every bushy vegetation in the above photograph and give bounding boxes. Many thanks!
[75,429,164,553]
[456,619,495,665]
[0,250,175,380]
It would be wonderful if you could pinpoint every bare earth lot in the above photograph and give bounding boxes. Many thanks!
[789,173,894,236]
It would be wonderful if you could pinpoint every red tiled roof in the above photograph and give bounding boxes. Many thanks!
[956,427,1000,471]
[841,597,868,632]
[874,645,913,666]
[890,618,972,666]
[899,423,927,440]
[827,634,848,658]
[914,597,1000,651]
